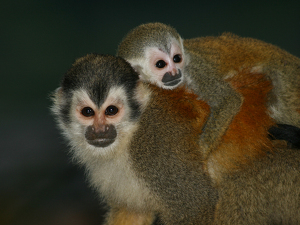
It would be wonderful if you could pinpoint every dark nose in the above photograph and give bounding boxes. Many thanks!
[85,124,117,147]
[162,70,182,86]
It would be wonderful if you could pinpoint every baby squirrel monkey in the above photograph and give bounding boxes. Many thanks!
[117,22,300,159]
[52,54,300,225]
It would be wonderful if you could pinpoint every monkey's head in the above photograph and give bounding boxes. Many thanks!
[117,22,187,89]
[51,54,143,162]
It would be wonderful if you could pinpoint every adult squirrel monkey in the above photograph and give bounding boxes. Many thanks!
[117,22,300,159]
[52,54,300,225]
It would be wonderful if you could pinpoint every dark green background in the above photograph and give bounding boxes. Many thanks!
[1,0,299,224]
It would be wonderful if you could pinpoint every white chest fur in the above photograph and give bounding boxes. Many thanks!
[86,151,155,211]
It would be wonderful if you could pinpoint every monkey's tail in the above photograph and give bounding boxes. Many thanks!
[269,124,300,149]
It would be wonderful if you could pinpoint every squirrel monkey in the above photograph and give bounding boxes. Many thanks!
[51,54,218,224]
[117,22,300,159]
[52,54,300,225]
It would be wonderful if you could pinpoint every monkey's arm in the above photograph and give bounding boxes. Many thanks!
[186,56,243,159]
[199,87,242,159]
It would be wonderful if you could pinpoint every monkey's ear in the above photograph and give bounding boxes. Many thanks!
[55,87,63,94]
[134,81,152,108]
[51,87,66,106]
[131,64,142,74]
[125,58,142,74]
[53,87,63,98]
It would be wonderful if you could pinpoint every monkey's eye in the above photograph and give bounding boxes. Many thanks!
[155,60,166,68]
[173,54,182,63]
[81,107,95,117]
[105,105,119,116]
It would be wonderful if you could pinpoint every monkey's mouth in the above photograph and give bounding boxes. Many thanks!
[163,79,182,86]
[87,138,115,148]
[162,70,182,87]
[85,124,117,148]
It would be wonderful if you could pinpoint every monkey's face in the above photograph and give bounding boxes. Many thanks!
[72,87,127,147]
[131,39,185,89]
[52,54,141,161]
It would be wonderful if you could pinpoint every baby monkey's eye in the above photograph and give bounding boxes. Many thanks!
[105,105,119,116]
[81,107,95,117]
[155,60,166,68]
[173,54,182,63]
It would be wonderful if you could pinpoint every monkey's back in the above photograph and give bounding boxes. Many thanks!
[184,33,300,76]
[215,146,300,224]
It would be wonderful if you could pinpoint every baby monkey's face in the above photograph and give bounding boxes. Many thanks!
[134,40,185,89]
